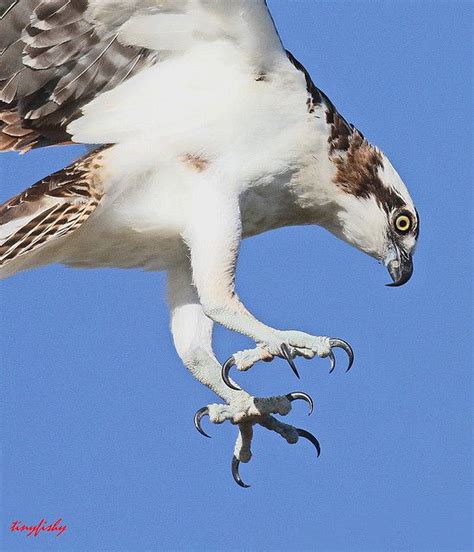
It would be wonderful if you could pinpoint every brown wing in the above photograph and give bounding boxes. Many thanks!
[0,1,285,153]
[0,0,158,152]
[0,146,107,267]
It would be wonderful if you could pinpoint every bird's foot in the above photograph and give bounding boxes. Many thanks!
[194,392,319,487]
[222,330,354,390]
[195,392,311,429]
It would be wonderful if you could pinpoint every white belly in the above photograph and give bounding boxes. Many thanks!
[58,158,301,272]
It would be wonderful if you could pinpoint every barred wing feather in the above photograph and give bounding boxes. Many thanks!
[0,0,284,152]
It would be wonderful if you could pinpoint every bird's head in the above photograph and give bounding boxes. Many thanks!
[323,115,419,286]
[285,51,418,286]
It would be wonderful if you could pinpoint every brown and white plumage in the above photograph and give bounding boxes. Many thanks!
[0,1,419,485]
[0,0,159,150]
[0,0,282,152]
[0,146,106,273]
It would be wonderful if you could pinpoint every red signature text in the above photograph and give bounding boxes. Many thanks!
[10,518,67,537]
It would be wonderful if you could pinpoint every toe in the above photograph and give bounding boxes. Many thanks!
[253,396,292,417]
[207,403,232,424]
[311,336,332,357]
[294,347,316,359]
[234,423,253,463]
[259,415,299,444]
[233,347,271,371]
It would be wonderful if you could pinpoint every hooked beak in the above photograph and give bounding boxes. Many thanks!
[384,245,413,287]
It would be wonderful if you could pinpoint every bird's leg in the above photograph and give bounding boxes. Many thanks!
[168,262,298,418]
[182,184,353,386]
[167,262,320,486]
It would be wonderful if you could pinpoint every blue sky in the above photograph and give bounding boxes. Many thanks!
[1,1,472,551]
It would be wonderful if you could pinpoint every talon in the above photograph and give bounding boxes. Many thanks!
[286,392,314,415]
[221,356,242,391]
[194,406,211,438]
[329,338,354,372]
[328,350,336,373]
[231,456,250,488]
[280,343,300,379]
[296,428,321,457]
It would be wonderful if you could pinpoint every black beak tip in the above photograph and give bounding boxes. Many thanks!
[386,280,404,288]
[386,254,413,287]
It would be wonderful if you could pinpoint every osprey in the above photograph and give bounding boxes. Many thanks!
[0,0,419,487]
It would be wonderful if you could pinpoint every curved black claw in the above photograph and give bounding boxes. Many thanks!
[329,338,354,372]
[280,343,300,379]
[328,350,336,374]
[296,428,321,457]
[194,406,211,438]
[232,456,250,488]
[221,357,242,391]
[286,391,314,415]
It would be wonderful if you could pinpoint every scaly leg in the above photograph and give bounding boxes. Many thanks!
[182,183,353,388]
[167,261,320,487]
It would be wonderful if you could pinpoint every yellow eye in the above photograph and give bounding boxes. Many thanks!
[395,214,412,233]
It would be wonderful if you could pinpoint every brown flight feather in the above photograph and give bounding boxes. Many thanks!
[0,146,108,267]
[0,0,158,152]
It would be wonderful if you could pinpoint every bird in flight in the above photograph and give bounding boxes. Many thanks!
[0,0,419,487]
